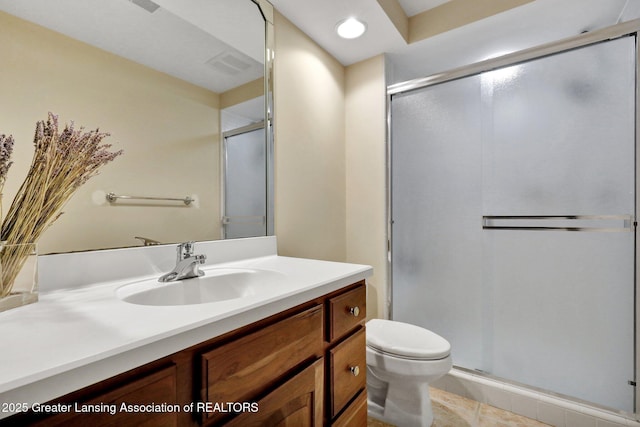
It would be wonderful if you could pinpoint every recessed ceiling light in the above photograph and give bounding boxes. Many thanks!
[336,17,367,39]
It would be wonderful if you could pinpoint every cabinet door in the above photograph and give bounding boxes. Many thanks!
[223,359,324,427]
[33,365,177,427]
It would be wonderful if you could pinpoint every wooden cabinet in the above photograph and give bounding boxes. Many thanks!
[223,359,324,427]
[5,281,366,427]
[25,365,179,427]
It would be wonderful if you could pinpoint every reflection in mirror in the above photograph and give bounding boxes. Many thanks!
[0,0,273,254]
[222,122,267,239]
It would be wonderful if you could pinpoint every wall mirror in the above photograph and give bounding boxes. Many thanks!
[0,0,274,254]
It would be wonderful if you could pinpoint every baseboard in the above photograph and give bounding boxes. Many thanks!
[431,368,639,427]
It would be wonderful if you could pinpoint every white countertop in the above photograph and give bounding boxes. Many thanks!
[0,238,372,419]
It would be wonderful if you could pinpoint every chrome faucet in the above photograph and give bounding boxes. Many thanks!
[158,241,206,282]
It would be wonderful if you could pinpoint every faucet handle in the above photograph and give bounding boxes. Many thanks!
[177,241,196,260]
[183,241,195,255]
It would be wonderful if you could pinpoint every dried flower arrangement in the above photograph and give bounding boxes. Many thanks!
[0,112,122,299]
[0,134,14,223]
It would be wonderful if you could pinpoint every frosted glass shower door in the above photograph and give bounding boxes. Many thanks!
[481,37,635,411]
[391,34,636,412]
[391,75,485,370]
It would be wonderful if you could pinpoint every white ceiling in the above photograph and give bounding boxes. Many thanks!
[269,0,640,68]
[269,0,407,66]
[396,0,450,17]
[0,0,265,93]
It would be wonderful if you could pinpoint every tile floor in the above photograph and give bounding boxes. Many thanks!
[368,387,551,427]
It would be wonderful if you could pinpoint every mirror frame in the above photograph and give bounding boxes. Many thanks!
[254,0,275,237]
[227,0,275,239]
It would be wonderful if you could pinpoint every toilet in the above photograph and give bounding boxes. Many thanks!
[366,319,452,427]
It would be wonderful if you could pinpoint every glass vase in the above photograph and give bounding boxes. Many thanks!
[0,242,38,313]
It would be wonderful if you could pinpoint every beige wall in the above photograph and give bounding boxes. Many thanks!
[408,0,535,43]
[273,12,347,262]
[273,13,388,318]
[220,78,264,110]
[0,11,221,253]
[345,55,388,320]
[376,0,535,45]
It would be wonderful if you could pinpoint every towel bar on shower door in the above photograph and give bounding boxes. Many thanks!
[481,215,635,232]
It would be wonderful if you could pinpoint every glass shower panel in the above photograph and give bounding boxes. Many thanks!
[223,127,267,239]
[482,37,635,216]
[482,36,636,412]
[391,76,485,370]
[484,230,634,410]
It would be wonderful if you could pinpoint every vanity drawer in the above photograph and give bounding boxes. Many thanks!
[201,304,323,422]
[332,389,367,427]
[329,327,366,418]
[327,283,366,342]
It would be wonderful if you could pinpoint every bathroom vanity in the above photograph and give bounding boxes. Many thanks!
[0,237,372,426]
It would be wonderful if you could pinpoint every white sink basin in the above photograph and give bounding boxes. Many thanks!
[116,268,290,306]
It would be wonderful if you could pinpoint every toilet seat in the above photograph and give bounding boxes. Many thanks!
[367,319,450,360]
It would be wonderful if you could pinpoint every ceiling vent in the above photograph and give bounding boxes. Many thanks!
[205,50,254,76]
[128,0,160,13]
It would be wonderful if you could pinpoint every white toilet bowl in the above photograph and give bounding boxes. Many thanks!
[366,319,452,427]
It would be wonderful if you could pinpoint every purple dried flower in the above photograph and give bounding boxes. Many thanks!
[2,112,124,244]
[0,133,14,184]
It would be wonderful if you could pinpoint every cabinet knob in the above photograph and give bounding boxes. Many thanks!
[348,306,360,317]
[350,365,360,377]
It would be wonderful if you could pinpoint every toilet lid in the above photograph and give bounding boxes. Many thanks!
[366,319,451,360]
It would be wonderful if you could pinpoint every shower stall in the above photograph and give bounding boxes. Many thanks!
[389,21,638,413]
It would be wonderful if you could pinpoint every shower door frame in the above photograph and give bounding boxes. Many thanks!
[386,18,640,415]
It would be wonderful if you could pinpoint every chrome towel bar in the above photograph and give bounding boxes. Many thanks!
[106,192,194,206]
[482,215,634,232]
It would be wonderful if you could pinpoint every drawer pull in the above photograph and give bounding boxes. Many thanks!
[350,365,360,377]
[348,306,360,317]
